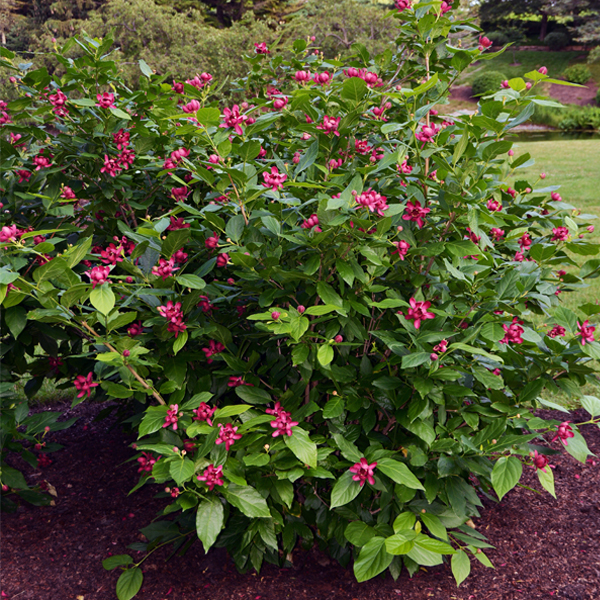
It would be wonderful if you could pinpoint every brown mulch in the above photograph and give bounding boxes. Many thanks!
[1,403,599,600]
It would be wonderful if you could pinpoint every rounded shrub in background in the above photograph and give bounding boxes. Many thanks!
[545,31,570,51]
[563,64,592,85]
[471,71,507,97]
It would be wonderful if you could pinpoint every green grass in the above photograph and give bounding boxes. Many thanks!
[461,50,599,86]
[510,140,600,405]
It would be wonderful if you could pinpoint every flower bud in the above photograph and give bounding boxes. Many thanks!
[123,349,130,358]
[297,305,305,313]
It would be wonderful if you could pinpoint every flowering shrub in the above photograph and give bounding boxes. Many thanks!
[2,3,600,598]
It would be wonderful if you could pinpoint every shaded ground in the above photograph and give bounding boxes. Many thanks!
[1,402,599,600]
[448,80,599,111]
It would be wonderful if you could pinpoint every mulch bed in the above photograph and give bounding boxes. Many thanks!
[2,402,599,600]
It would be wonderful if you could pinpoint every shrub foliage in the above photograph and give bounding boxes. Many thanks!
[1,1,600,598]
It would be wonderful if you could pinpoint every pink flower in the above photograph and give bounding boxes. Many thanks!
[405,298,435,329]
[538,66,548,75]
[228,376,252,388]
[182,99,200,114]
[519,233,532,249]
[163,147,190,169]
[313,71,331,86]
[48,356,63,372]
[514,251,524,262]
[266,402,299,437]
[167,216,190,231]
[254,42,270,54]
[100,243,124,265]
[415,123,439,144]
[117,148,135,169]
[128,321,144,337]
[551,192,562,202]
[86,265,111,289]
[100,155,122,177]
[73,372,99,399]
[316,115,341,136]
[440,0,452,13]
[392,240,410,260]
[96,92,115,108]
[262,166,287,191]
[487,198,502,212]
[500,317,524,345]
[334,335,343,343]
[402,199,431,229]
[548,325,566,338]
[205,233,220,251]
[137,452,157,474]
[196,464,224,490]
[16,169,32,183]
[33,153,52,170]
[271,311,281,320]
[355,189,389,217]
[152,257,178,280]
[501,80,510,89]
[163,404,180,431]
[198,295,216,313]
[113,129,130,149]
[398,159,412,175]
[587,225,595,233]
[297,305,306,314]
[202,339,225,363]
[294,70,312,83]
[301,214,321,231]
[157,301,186,337]
[551,227,569,242]
[171,187,189,202]
[186,73,213,89]
[173,249,188,264]
[491,228,505,242]
[193,402,216,426]
[220,105,248,135]
[577,320,596,345]
[49,89,67,109]
[478,36,493,51]
[215,423,242,451]
[0,224,21,243]
[395,0,412,12]
[216,253,230,268]
[61,186,76,200]
[532,450,551,473]
[552,422,575,446]
[433,339,448,353]
[349,458,377,487]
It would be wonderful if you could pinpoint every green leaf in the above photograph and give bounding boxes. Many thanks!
[333,433,362,463]
[139,59,153,77]
[261,216,281,236]
[564,431,592,464]
[90,284,115,315]
[491,456,522,501]
[63,236,92,268]
[581,395,600,417]
[214,404,252,419]
[226,215,245,243]
[284,427,317,468]
[169,457,195,485]
[322,396,345,419]
[401,353,430,369]
[5,306,27,339]
[294,139,319,175]
[451,550,471,586]
[420,513,448,541]
[139,406,168,437]
[345,521,378,547]
[406,544,444,567]
[102,554,133,570]
[330,470,362,508]
[376,458,424,490]
[162,229,190,258]
[353,537,393,583]
[385,531,417,555]
[116,568,143,600]
[110,107,131,121]
[316,282,343,307]
[393,512,416,532]
[317,344,334,367]
[415,533,456,554]
[195,108,221,126]
[536,465,556,498]
[341,77,368,103]
[336,259,355,286]
[235,386,271,404]
[225,483,271,518]
[289,315,309,342]
[173,330,188,354]
[176,274,205,289]
[196,497,224,553]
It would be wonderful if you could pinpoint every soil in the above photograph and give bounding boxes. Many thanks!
[448,80,599,110]
[2,403,599,600]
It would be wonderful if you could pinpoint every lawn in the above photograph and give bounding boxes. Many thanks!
[509,139,600,403]
[461,50,598,85]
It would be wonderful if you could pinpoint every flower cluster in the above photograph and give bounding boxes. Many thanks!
[500,317,524,345]
[301,214,321,232]
[266,402,299,438]
[402,199,431,229]
[163,404,180,431]
[197,464,224,490]
[215,423,242,450]
[262,166,287,191]
[349,458,377,486]
[355,189,388,217]
[316,115,341,136]
[157,301,186,337]
[202,339,225,363]
[192,402,216,426]
[343,68,382,88]
[86,265,111,289]
[152,257,178,280]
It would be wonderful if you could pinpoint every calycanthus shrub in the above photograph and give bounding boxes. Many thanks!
[2,2,600,596]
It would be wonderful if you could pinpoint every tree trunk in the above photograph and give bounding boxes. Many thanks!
[539,13,548,41]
